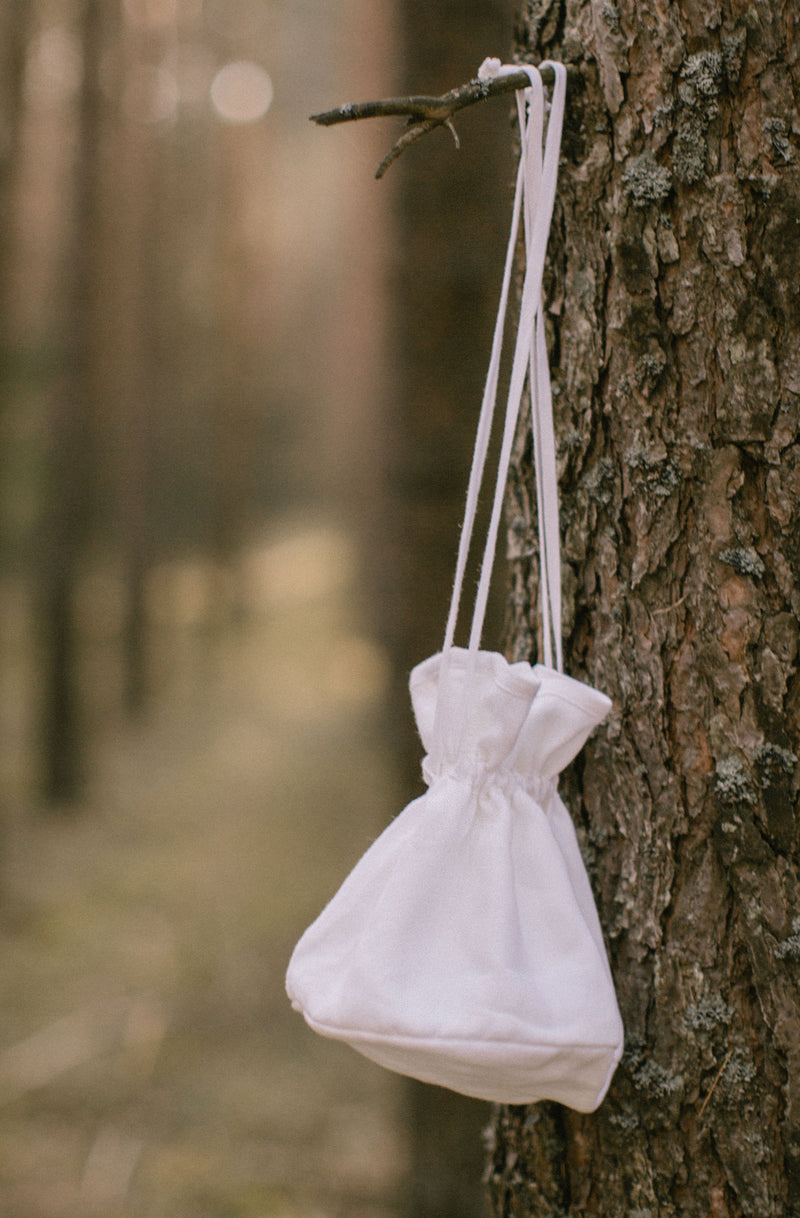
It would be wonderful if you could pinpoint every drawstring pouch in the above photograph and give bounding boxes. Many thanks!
[286,60,623,1111]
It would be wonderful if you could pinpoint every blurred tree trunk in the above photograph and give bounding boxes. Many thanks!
[210,126,258,622]
[109,10,165,716]
[487,3,800,1215]
[0,2,32,352]
[40,0,106,802]
[0,0,33,889]
[0,0,33,563]
[387,3,513,1216]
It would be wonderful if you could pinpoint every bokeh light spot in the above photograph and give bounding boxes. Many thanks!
[210,61,274,124]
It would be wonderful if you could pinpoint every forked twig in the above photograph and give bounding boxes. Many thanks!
[310,64,557,179]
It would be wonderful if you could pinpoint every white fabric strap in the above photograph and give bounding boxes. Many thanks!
[441,62,566,660]
[439,68,540,662]
[466,77,547,654]
[432,61,566,758]
[528,63,565,672]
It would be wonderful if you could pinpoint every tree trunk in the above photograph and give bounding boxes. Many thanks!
[40,0,106,803]
[109,7,164,716]
[0,1,32,349]
[487,2,800,1215]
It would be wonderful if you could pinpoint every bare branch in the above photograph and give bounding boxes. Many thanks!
[310,64,558,178]
[375,119,443,180]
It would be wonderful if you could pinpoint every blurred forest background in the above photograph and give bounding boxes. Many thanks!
[0,0,516,1215]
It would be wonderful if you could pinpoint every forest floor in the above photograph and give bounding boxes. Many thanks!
[0,515,409,1218]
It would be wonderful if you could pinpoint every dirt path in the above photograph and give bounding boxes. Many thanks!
[0,518,407,1217]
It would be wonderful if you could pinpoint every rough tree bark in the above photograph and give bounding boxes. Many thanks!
[486,2,800,1215]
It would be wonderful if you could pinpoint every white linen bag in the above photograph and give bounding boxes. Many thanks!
[286,62,623,1111]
